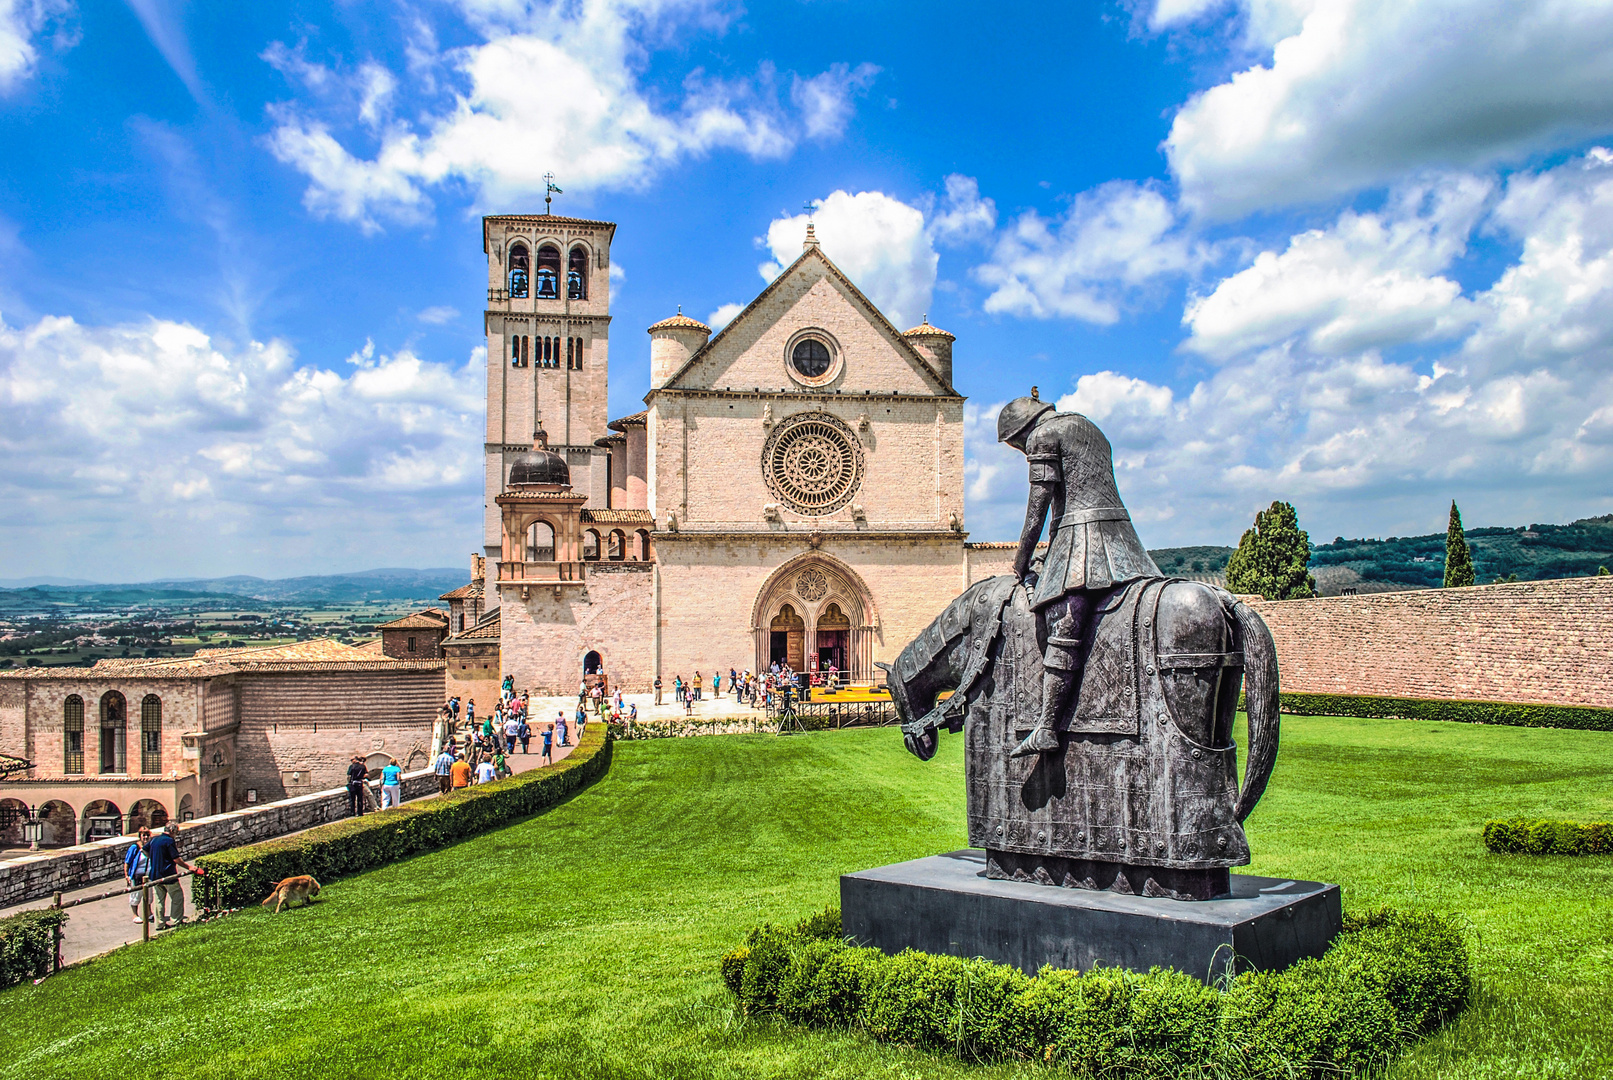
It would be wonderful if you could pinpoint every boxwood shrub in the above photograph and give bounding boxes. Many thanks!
[722,904,1469,1078]
[1242,690,1613,732]
[194,726,611,911]
[1483,817,1613,855]
[1,907,65,989]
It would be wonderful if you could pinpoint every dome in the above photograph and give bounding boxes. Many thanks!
[647,311,711,334]
[508,445,570,487]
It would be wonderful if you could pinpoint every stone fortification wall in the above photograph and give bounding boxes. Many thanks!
[500,563,655,694]
[233,667,444,801]
[1246,576,1613,708]
[0,768,438,908]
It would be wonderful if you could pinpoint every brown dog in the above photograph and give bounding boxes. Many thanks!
[261,875,322,912]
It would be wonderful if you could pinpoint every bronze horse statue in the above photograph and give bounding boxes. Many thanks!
[879,573,1281,900]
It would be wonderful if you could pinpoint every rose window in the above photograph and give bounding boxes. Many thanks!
[762,412,865,515]
[795,568,828,602]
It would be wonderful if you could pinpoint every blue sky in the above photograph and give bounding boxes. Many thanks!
[4,0,1613,579]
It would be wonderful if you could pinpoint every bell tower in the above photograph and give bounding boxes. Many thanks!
[481,211,617,569]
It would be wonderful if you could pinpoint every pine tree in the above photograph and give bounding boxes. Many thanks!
[1443,501,1475,588]
[1225,500,1316,600]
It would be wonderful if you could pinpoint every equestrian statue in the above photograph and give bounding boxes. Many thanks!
[880,390,1281,901]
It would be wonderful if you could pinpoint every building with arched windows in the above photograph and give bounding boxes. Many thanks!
[452,214,1022,697]
[0,641,443,844]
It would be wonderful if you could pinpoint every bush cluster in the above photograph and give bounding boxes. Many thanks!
[0,908,66,989]
[1483,817,1613,855]
[1257,691,1613,732]
[721,905,1469,1078]
[607,717,772,740]
[194,727,612,911]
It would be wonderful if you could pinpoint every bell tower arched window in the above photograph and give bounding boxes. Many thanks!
[568,246,589,299]
[508,244,530,298]
[535,245,561,298]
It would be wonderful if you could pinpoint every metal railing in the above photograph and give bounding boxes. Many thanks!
[41,870,196,972]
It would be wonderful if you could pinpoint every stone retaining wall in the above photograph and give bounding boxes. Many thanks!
[0,768,439,908]
[1246,576,1613,708]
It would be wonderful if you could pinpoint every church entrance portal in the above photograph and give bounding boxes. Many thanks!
[583,650,603,675]
[752,557,874,680]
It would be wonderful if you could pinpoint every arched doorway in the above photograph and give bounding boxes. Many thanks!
[81,799,123,843]
[39,801,75,847]
[0,798,29,847]
[770,604,805,670]
[817,602,851,677]
[751,554,877,681]
[583,650,603,675]
[177,793,194,823]
[127,798,169,832]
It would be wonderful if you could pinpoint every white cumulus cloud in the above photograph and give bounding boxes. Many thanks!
[0,311,484,576]
[1164,0,1613,218]
[265,0,876,231]
[975,181,1202,324]
[1183,175,1491,360]
[0,0,71,91]
[761,190,937,330]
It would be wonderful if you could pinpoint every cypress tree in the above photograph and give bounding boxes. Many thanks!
[1443,501,1475,588]
[1225,500,1316,600]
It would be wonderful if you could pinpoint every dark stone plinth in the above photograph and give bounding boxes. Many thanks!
[841,850,1341,983]
[985,849,1231,901]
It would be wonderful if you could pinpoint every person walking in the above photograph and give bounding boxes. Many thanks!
[557,710,570,747]
[504,714,521,754]
[713,672,721,699]
[474,756,497,784]
[518,718,531,754]
[492,746,508,779]
[541,724,553,764]
[654,675,663,706]
[450,753,472,790]
[125,827,152,924]
[433,746,455,794]
[380,757,403,809]
[466,698,475,728]
[346,755,368,816]
[148,823,203,929]
[693,670,702,701]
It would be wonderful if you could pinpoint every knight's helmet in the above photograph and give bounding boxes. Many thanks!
[997,386,1054,445]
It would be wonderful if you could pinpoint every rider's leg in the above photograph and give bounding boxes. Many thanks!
[1012,593,1094,757]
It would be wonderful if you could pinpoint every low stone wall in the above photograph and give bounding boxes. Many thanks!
[1246,576,1613,708]
[0,768,438,908]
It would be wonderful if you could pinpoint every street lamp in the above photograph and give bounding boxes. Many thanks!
[21,804,43,852]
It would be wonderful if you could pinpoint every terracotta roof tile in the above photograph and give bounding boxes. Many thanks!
[449,608,502,641]
[607,410,648,430]
[376,609,450,630]
[647,312,711,333]
[903,317,955,340]
[580,509,656,524]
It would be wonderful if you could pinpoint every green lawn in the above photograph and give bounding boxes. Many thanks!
[6,716,1612,1079]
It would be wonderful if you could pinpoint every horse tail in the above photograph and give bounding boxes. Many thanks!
[1230,597,1280,822]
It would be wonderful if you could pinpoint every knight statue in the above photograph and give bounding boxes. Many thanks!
[997,388,1160,757]
[882,393,1282,901]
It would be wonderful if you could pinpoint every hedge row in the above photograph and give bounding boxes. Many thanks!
[194,726,612,910]
[1246,690,1613,732]
[607,717,772,740]
[1483,817,1613,855]
[722,906,1469,1079]
[0,908,65,989]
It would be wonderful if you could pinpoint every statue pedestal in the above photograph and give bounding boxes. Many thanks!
[841,849,1341,983]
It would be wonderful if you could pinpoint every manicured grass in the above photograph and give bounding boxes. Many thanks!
[5,716,1612,1079]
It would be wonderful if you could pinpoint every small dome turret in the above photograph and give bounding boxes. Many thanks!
[507,431,570,488]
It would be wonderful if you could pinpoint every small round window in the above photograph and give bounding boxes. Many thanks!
[791,339,832,378]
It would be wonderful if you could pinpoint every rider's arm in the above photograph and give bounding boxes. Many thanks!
[1013,455,1058,580]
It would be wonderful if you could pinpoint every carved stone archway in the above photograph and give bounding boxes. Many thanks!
[750,553,878,681]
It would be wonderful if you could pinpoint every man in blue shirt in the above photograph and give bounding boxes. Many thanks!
[147,823,202,929]
[432,746,455,794]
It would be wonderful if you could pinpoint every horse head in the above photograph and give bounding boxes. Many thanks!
[878,660,940,761]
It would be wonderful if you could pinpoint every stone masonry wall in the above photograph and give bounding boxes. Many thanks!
[1246,576,1613,707]
[0,767,438,907]
[500,563,655,694]
[233,668,444,801]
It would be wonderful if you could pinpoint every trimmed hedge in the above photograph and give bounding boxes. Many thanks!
[1483,817,1613,855]
[1247,690,1613,732]
[722,905,1469,1078]
[1,907,65,989]
[194,726,611,910]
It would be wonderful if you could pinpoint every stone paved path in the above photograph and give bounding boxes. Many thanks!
[1,737,577,970]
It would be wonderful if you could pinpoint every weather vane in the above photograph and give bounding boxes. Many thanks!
[545,173,563,215]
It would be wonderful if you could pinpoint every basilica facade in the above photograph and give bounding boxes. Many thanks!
[454,212,1018,694]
